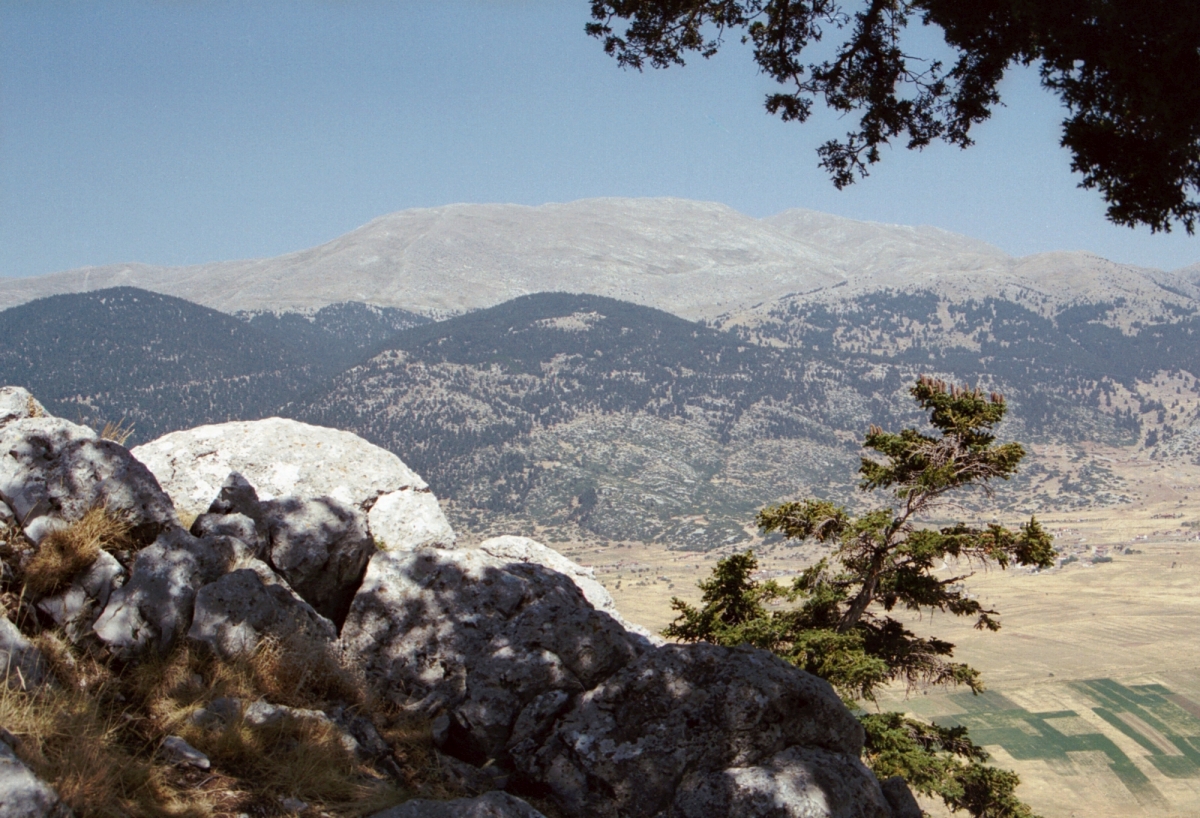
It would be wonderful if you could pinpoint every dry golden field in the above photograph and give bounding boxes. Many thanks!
[555,446,1200,818]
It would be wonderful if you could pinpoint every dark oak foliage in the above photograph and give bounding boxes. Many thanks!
[665,378,1054,817]
[588,1,1200,232]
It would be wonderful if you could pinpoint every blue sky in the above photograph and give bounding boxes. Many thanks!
[2,0,1197,279]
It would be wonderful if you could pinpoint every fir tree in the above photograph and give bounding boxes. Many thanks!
[665,376,1055,817]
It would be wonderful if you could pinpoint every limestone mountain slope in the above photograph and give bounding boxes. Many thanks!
[2,198,1195,324]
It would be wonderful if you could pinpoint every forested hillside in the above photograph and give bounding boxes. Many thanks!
[240,302,430,378]
[3,285,1196,549]
[0,288,314,440]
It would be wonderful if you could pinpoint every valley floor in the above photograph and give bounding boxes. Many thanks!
[525,447,1200,818]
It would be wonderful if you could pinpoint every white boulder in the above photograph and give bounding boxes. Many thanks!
[0,387,45,431]
[0,417,177,546]
[368,488,456,552]
[131,418,428,517]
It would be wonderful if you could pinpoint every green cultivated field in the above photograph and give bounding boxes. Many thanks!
[928,681,1200,810]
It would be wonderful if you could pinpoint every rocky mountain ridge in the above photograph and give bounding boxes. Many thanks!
[2,199,1196,327]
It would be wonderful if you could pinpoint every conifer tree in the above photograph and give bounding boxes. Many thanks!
[665,376,1055,817]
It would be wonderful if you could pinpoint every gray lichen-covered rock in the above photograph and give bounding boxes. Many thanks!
[342,548,892,818]
[262,496,374,626]
[341,548,644,765]
[187,562,337,658]
[190,512,266,560]
[369,792,545,818]
[367,488,455,552]
[194,472,270,553]
[879,776,922,818]
[477,536,659,645]
[159,736,210,771]
[0,417,177,546]
[0,387,45,431]
[36,551,125,645]
[0,618,50,691]
[672,746,892,818]
[523,643,872,818]
[92,529,242,656]
[0,733,72,818]
[205,471,264,520]
[131,418,427,518]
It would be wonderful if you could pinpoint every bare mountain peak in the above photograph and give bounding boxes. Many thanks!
[1,197,1191,321]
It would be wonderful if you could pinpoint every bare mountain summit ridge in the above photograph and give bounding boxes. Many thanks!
[1,197,1195,321]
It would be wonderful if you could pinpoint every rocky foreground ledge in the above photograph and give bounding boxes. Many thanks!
[0,386,917,818]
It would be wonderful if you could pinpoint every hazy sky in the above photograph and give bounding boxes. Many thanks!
[3,1,1197,279]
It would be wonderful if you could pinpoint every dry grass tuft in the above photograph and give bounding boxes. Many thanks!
[181,709,390,810]
[375,710,459,798]
[4,632,414,818]
[236,634,368,709]
[22,508,133,596]
[98,418,135,446]
[127,638,408,815]
[0,680,209,818]
[1,510,441,818]
[176,509,199,531]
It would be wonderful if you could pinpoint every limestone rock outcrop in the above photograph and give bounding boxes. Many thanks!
[0,387,913,818]
[187,561,337,658]
[520,643,878,817]
[0,387,45,431]
[478,536,659,644]
[367,488,456,552]
[92,528,245,656]
[341,548,644,765]
[0,415,176,546]
[340,547,893,818]
[369,791,546,818]
[261,496,374,626]
[131,417,429,516]
[0,732,72,818]
[133,418,455,553]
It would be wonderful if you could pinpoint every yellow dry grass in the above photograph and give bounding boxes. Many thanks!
[22,508,133,596]
[0,654,209,818]
[98,418,135,447]
[0,616,430,818]
[3,634,419,817]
